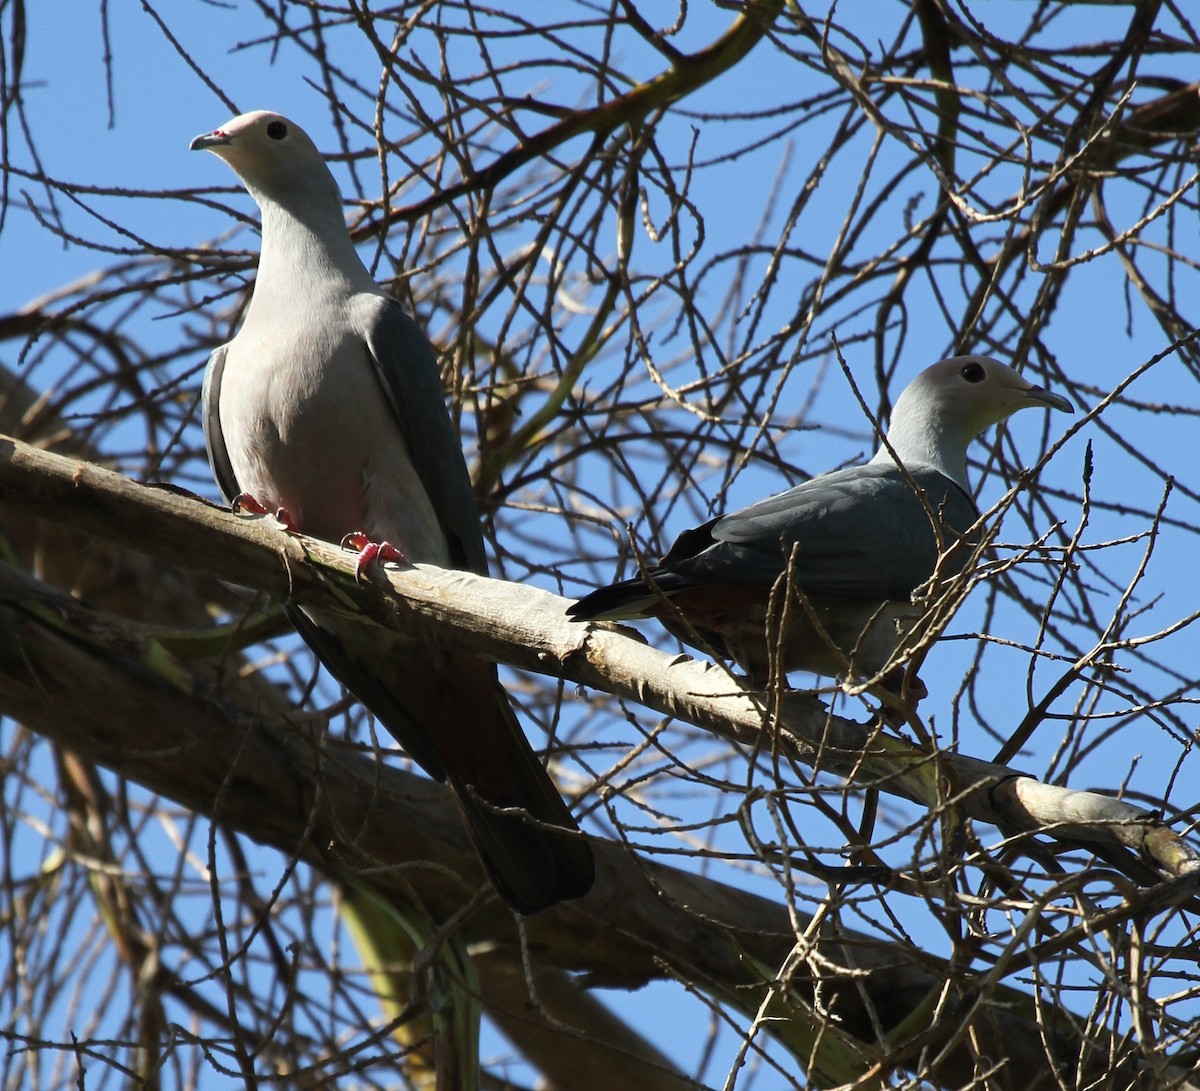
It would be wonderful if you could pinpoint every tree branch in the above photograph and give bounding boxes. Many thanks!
[1,434,1196,885]
[1,552,1178,1091]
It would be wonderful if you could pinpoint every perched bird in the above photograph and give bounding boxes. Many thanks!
[192,110,593,913]
[569,357,1072,684]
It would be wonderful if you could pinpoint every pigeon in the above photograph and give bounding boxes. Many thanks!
[569,356,1071,684]
[192,110,593,913]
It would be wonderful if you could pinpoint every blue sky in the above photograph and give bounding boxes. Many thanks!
[4,2,1200,1087]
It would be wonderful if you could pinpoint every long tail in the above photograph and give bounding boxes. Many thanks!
[567,568,695,622]
[290,606,594,914]
[444,688,594,914]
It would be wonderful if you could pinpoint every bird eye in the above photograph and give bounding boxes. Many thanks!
[960,361,986,383]
[266,120,288,141]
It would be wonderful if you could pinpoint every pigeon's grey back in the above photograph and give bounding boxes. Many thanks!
[686,462,979,600]
[361,301,488,575]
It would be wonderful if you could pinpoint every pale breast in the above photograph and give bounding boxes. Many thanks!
[218,318,449,564]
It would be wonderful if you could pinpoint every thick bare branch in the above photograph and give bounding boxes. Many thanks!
[2,434,1196,887]
[1,555,1181,1091]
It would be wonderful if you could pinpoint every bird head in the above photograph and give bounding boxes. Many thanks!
[190,110,340,209]
[877,355,1073,487]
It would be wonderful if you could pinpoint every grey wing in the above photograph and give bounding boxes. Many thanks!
[201,343,240,503]
[358,298,489,575]
[676,464,978,600]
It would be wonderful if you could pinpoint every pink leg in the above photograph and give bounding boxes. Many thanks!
[341,531,409,584]
[232,493,297,530]
[877,666,928,727]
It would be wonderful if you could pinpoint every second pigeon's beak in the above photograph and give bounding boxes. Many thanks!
[190,129,232,152]
[1024,385,1074,414]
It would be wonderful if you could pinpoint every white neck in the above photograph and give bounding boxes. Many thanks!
[869,395,972,491]
[245,181,381,322]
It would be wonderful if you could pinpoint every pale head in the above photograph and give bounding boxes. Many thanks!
[190,110,339,209]
[875,355,1073,487]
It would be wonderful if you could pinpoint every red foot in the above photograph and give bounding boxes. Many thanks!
[878,668,927,727]
[341,531,409,584]
[232,493,296,530]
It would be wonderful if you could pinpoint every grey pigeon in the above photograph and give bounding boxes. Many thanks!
[192,110,593,913]
[569,357,1071,682]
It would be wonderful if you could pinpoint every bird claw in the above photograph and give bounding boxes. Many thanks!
[876,668,927,727]
[232,493,296,530]
[341,531,409,584]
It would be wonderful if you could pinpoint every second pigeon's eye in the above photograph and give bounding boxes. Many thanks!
[960,361,986,384]
[266,120,288,141]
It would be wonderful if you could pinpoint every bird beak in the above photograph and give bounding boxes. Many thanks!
[1024,385,1074,414]
[190,129,232,152]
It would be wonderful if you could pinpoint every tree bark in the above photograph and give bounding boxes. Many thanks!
[1,434,1194,881]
